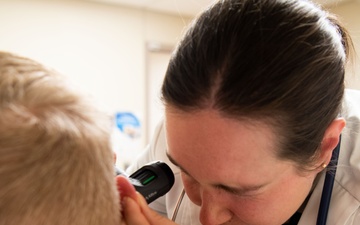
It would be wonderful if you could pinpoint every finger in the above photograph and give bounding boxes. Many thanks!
[116,175,137,201]
[117,179,176,225]
[135,193,176,225]
[122,197,151,225]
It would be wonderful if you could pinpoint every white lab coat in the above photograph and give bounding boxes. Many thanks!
[126,89,360,225]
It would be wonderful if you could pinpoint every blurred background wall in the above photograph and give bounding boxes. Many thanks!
[0,0,359,168]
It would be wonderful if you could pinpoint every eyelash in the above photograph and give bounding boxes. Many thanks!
[216,185,262,199]
[180,170,201,185]
[180,170,192,178]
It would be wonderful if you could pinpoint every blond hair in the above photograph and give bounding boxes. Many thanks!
[0,51,120,225]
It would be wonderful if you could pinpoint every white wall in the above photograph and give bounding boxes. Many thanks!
[0,0,192,168]
[0,0,142,113]
[329,0,360,89]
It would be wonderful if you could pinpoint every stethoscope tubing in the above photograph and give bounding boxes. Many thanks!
[316,136,341,225]
[172,189,186,221]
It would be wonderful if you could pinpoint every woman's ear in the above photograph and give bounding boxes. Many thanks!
[317,118,346,168]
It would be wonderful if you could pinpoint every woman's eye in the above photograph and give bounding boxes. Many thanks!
[180,170,191,178]
[180,170,199,183]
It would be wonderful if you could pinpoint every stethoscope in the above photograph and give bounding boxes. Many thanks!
[171,136,342,225]
[316,135,341,225]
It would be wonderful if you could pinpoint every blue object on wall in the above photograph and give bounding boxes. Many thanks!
[115,112,141,138]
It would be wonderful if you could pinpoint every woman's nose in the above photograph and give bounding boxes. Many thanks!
[198,190,233,225]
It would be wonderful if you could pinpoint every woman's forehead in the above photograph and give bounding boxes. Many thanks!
[164,110,284,181]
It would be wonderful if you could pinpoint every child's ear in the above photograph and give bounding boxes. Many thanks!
[317,118,345,168]
[114,152,117,164]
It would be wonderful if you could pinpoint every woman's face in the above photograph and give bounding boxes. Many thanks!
[165,109,319,225]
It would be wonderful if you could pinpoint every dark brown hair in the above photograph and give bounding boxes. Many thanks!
[161,0,352,168]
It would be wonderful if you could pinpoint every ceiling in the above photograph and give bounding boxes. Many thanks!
[88,0,354,17]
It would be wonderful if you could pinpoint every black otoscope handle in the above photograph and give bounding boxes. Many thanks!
[116,161,175,204]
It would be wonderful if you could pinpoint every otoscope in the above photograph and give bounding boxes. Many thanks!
[116,161,175,204]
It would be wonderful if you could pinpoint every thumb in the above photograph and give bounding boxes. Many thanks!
[117,176,177,225]
[136,192,176,225]
[116,175,137,201]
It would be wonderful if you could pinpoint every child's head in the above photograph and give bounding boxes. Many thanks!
[0,51,120,225]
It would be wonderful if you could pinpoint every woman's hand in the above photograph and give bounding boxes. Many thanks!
[117,176,177,225]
